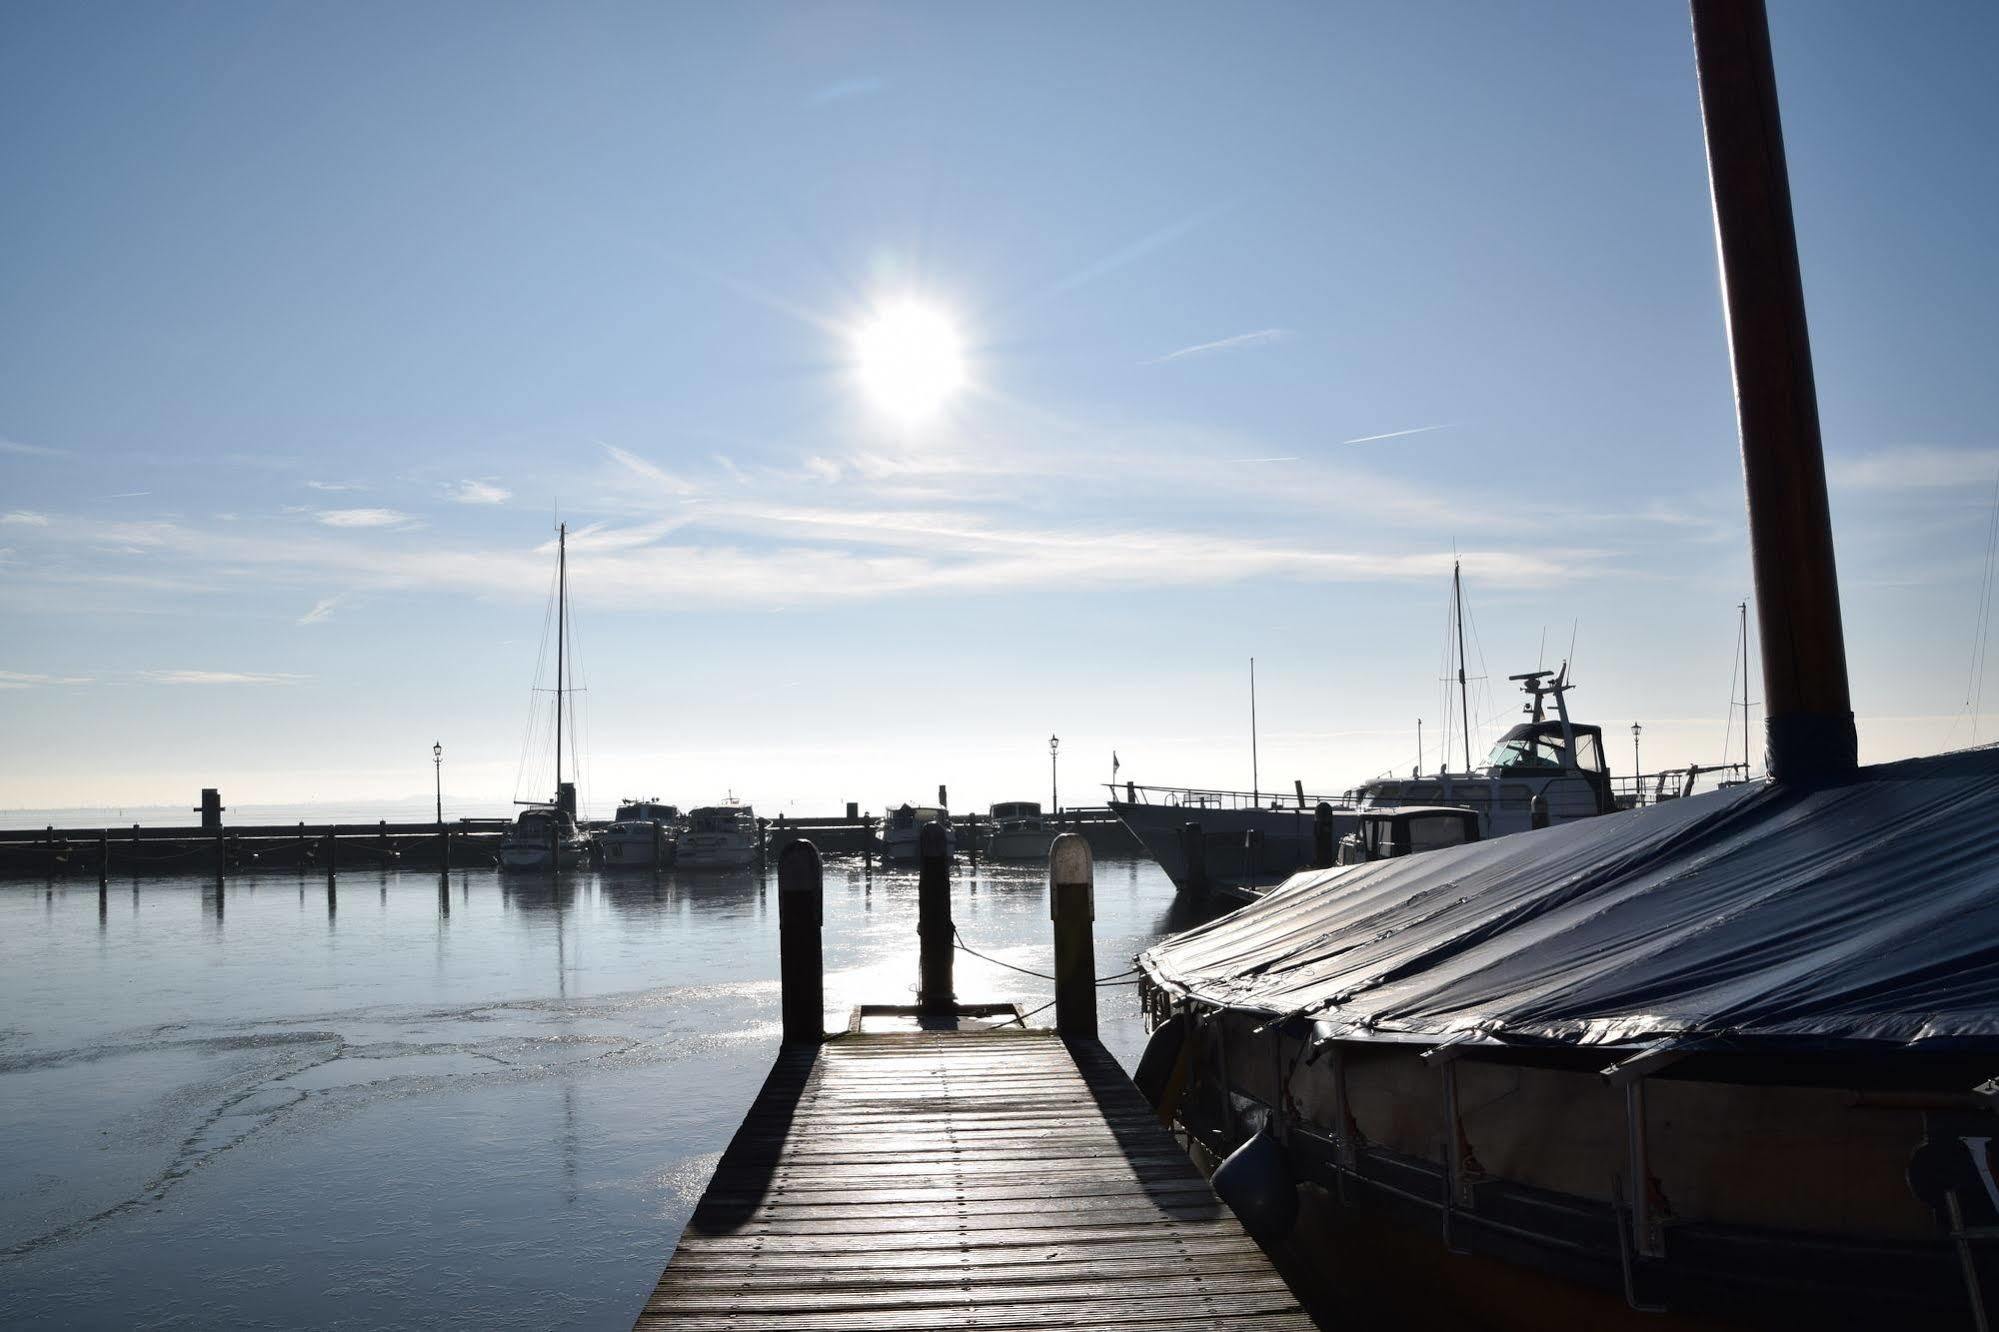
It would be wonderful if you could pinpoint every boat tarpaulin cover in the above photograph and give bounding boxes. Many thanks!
[1139,747,1999,1052]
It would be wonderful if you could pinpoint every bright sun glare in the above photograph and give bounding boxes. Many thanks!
[853,301,966,423]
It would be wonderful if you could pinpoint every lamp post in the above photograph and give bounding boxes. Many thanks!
[1049,734,1060,817]
[432,741,443,825]
[1631,723,1642,784]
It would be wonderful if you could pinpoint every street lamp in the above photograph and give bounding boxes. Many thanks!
[1630,723,1642,784]
[432,741,443,825]
[1049,734,1060,816]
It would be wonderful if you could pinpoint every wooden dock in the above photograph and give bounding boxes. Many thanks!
[634,833,1314,1331]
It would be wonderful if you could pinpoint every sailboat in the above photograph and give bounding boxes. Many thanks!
[500,523,594,871]
[1136,6,1999,1325]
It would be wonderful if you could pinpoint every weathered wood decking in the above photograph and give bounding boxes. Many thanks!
[638,1028,1313,1330]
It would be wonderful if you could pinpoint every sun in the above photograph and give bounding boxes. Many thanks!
[852,300,966,423]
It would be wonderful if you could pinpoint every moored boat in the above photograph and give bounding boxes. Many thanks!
[499,804,592,870]
[600,800,679,869]
[678,802,756,871]
[982,801,1056,860]
[882,803,954,864]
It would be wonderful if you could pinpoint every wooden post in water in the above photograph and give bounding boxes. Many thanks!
[98,829,109,889]
[1050,833,1097,1040]
[1180,822,1208,893]
[325,826,338,892]
[213,829,225,889]
[778,839,824,1044]
[862,814,874,874]
[1313,802,1336,868]
[916,822,954,1013]
[966,814,979,869]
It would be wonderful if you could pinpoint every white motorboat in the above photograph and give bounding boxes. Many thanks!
[499,805,592,870]
[882,803,954,864]
[678,802,757,871]
[982,801,1057,860]
[600,800,679,869]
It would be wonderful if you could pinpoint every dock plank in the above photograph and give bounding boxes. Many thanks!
[635,1029,1312,1330]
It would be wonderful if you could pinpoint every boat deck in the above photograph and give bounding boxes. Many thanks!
[636,1027,1313,1330]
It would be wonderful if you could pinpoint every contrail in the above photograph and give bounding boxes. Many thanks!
[1149,328,1287,364]
[1342,423,1457,445]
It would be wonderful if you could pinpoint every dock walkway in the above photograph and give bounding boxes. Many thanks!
[638,1027,1312,1330]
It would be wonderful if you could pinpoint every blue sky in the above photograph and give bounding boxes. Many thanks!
[3,1,1997,818]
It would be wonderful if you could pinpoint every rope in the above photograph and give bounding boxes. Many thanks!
[965,999,1056,1031]
[952,927,1145,985]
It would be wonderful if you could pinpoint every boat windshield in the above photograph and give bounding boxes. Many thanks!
[1484,724,1577,772]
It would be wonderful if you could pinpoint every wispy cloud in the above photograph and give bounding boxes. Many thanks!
[307,480,363,492]
[0,670,92,689]
[446,479,511,505]
[810,77,883,105]
[298,595,345,625]
[316,508,416,529]
[99,491,150,499]
[1148,328,1288,364]
[602,444,699,495]
[1226,456,1300,464]
[1,510,50,526]
[141,670,309,686]
[0,438,64,457]
[1342,423,1458,445]
[1830,444,1999,491]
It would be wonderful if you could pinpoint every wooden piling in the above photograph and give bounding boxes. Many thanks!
[1313,802,1336,868]
[778,839,824,1045]
[214,829,225,889]
[325,826,338,890]
[98,829,109,888]
[917,821,954,1012]
[1050,832,1097,1039]
[1180,821,1208,893]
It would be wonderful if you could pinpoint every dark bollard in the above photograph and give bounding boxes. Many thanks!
[778,840,825,1044]
[1531,794,1550,830]
[1050,833,1097,1039]
[917,822,954,1012]
[1313,802,1335,868]
[1179,821,1208,893]
[1244,828,1264,886]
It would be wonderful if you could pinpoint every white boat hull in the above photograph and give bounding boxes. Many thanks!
[499,839,592,870]
[600,826,671,869]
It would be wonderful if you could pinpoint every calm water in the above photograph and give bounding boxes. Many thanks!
[0,855,1221,1329]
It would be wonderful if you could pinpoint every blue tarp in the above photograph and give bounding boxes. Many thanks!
[1139,747,1999,1051]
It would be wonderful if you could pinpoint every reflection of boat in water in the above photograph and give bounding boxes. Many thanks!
[499,805,592,869]
[1137,13,1999,1324]
[601,800,678,869]
[504,522,595,871]
[882,803,954,864]
[678,803,757,871]
[982,801,1056,860]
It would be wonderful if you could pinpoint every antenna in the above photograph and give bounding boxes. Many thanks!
[1249,657,1260,803]
[1453,560,1472,773]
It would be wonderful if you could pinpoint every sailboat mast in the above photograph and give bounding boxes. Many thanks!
[1454,560,1472,773]
[556,522,566,802]
[1249,657,1260,803]
[1740,600,1751,776]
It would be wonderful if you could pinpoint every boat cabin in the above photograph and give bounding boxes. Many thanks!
[988,801,1043,827]
[614,800,680,825]
[1336,805,1481,866]
[888,804,950,830]
[687,804,754,833]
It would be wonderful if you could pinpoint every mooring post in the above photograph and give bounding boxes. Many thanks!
[779,839,825,1044]
[325,826,338,890]
[1180,821,1208,893]
[1050,833,1097,1040]
[441,827,452,874]
[1313,802,1336,868]
[214,829,225,889]
[917,821,954,1012]
[862,814,874,874]
[967,814,980,869]
[98,829,109,888]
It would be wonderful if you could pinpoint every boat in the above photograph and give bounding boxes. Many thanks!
[1333,804,1480,866]
[882,803,954,864]
[1112,658,1629,898]
[982,801,1057,860]
[499,803,592,869]
[600,800,679,869]
[678,802,757,871]
[1137,9,1999,1324]
[502,522,594,871]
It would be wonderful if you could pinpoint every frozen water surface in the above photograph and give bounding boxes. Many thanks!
[0,857,1222,1329]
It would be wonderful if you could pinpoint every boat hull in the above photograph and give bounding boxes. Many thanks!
[600,826,672,869]
[498,839,591,870]
[677,837,755,871]
[983,828,1057,860]
[1109,800,1344,894]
